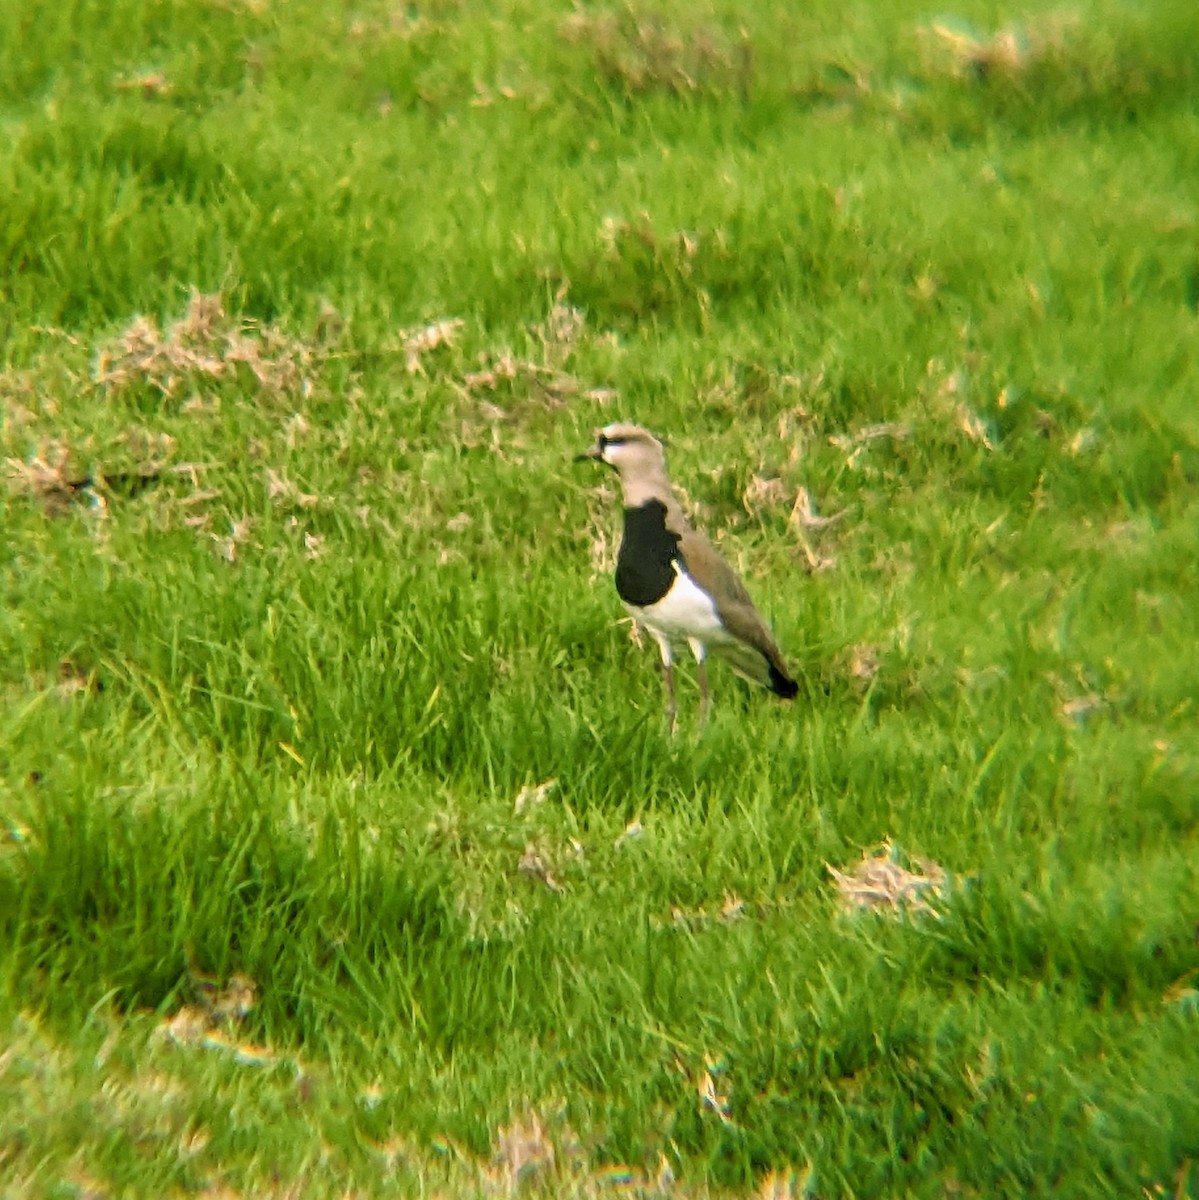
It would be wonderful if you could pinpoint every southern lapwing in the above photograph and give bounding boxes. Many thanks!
[578,422,798,729]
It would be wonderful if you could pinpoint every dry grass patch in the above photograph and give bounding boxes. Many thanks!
[460,300,616,414]
[154,969,280,1068]
[3,293,345,547]
[561,7,753,98]
[4,440,99,515]
[923,11,1081,81]
[95,292,323,402]
[828,841,949,918]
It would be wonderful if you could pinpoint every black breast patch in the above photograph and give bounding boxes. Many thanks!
[615,499,681,607]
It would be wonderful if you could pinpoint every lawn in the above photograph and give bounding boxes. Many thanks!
[1,0,1198,1196]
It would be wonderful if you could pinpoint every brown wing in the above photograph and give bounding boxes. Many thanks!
[675,526,796,695]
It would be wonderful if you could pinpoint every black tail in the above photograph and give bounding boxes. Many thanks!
[768,662,799,700]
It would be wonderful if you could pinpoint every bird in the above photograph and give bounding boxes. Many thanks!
[577,422,798,730]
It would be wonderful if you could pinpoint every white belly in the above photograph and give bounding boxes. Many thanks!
[625,564,728,645]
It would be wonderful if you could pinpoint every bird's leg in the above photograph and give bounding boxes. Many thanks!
[663,661,677,735]
[688,638,710,730]
[655,634,677,735]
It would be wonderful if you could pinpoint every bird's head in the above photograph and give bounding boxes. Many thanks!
[575,423,667,479]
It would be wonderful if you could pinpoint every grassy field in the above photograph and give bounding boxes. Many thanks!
[2,0,1198,1195]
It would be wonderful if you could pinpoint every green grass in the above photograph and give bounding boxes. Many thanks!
[2,0,1198,1195]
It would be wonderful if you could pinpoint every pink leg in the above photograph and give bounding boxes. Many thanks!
[654,634,677,735]
[689,638,710,729]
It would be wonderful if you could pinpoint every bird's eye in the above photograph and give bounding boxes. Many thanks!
[598,434,608,450]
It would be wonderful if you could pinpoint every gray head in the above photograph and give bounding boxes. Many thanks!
[576,422,676,510]
[576,422,667,475]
